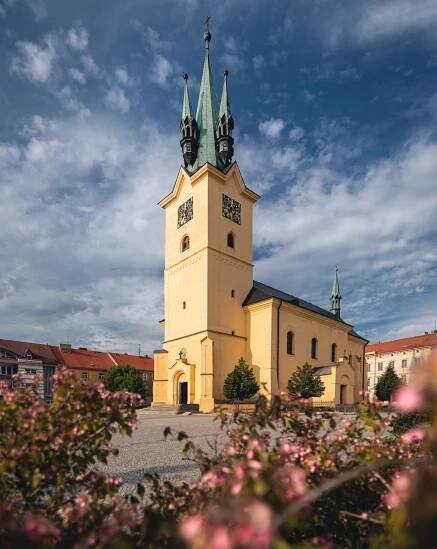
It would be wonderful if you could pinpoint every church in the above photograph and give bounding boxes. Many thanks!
[152,23,367,413]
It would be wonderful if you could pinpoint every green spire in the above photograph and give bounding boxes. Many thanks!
[218,69,231,119]
[181,73,193,121]
[216,69,234,169]
[193,17,218,170]
[330,265,341,317]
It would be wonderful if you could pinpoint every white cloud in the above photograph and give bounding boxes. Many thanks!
[320,0,437,48]
[11,35,56,83]
[289,126,305,142]
[150,54,173,87]
[105,88,130,113]
[115,66,130,85]
[258,118,286,139]
[81,54,99,75]
[252,54,265,71]
[0,113,180,352]
[356,0,437,43]
[69,67,86,84]
[66,25,89,51]
[220,52,247,73]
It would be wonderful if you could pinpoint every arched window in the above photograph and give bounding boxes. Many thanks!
[331,343,337,363]
[181,235,190,252]
[311,337,318,359]
[227,232,234,248]
[286,331,294,355]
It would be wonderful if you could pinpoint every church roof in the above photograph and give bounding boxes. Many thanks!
[243,281,367,342]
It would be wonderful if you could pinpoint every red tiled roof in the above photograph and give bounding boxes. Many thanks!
[108,352,153,372]
[51,346,153,372]
[0,338,58,364]
[366,333,437,355]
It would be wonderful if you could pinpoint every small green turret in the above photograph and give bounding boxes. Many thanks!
[330,266,342,317]
[180,74,198,168]
[216,70,234,169]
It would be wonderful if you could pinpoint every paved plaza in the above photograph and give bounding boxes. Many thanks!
[106,410,224,493]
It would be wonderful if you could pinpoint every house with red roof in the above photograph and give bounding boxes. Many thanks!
[51,344,154,403]
[0,338,154,403]
[365,331,437,400]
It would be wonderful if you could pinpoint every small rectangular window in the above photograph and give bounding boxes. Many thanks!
[401,359,407,368]
[98,372,105,382]
[388,360,394,368]
[231,289,235,298]
[82,372,88,381]
[377,362,383,371]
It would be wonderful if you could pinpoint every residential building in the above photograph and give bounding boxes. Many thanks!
[52,344,154,404]
[366,332,437,400]
[0,339,57,400]
[0,339,154,404]
[152,23,367,412]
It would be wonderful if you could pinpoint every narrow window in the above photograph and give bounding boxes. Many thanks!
[82,372,88,381]
[183,301,186,310]
[227,232,234,248]
[348,354,352,365]
[286,331,294,355]
[311,338,318,359]
[99,372,105,382]
[331,343,337,363]
[231,289,235,298]
[181,235,190,252]
[231,330,235,335]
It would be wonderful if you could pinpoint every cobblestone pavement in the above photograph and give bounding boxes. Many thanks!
[105,410,224,495]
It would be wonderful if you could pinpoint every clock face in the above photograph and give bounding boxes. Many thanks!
[222,193,241,225]
[177,197,193,228]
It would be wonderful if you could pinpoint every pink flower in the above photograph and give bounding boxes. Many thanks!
[231,481,244,495]
[210,525,232,549]
[393,385,423,412]
[384,471,412,509]
[179,515,204,540]
[401,428,424,444]
[280,443,293,455]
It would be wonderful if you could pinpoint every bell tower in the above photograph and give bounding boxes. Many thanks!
[152,20,260,412]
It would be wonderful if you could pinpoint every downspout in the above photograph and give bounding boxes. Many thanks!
[276,299,283,389]
[362,347,366,401]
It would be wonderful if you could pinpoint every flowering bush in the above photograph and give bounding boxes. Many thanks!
[1,355,437,548]
[0,368,141,547]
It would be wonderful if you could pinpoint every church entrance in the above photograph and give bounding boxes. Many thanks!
[179,382,188,404]
[340,384,347,404]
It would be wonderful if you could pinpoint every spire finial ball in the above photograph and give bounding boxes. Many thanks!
[183,73,189,80]
[224,69,229,76]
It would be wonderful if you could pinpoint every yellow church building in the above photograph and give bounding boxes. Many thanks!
[152,23,367,413]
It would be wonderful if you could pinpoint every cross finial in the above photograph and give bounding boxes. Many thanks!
[178,350,183,360]
[204,15,211,47]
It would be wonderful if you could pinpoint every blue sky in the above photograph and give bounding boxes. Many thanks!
[1,0,437,354]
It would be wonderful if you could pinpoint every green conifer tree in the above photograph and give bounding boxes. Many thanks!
[287,363,325,399]
[223,358,259,403]
[375,364,400,402]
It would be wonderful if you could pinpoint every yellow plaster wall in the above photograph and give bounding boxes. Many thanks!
[244,302,275,396]
[246,300,366,403]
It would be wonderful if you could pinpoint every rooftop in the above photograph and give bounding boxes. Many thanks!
[366,332,437,355]
[243,281,367,342]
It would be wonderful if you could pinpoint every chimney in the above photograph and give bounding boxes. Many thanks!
[59,343,72,353]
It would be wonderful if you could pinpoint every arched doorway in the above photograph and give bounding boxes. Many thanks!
[173,371,188,405]
[339,374,352,404]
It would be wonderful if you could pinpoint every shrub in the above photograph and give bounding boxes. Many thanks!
[287,362,325,399]
[0,368,140,547]
[223,358,259,402]
[104,364,146,398]
[376,364,400,401]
